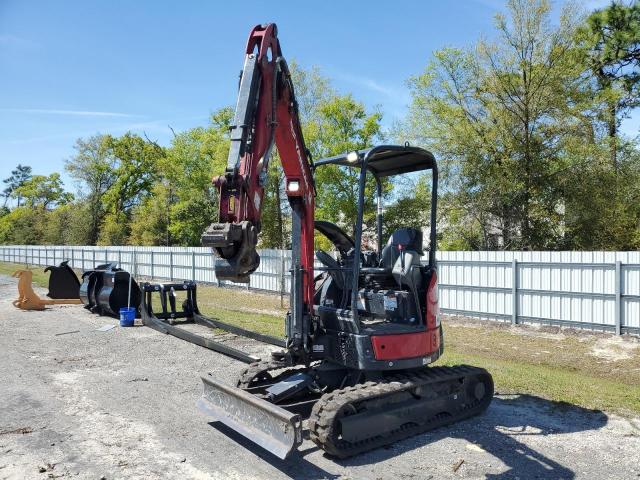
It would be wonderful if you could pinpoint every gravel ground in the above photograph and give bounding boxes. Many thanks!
[1,274,639,480]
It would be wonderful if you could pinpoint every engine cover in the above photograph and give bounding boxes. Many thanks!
[356,288,418,325]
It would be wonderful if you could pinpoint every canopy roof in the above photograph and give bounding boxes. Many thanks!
[314,145,436,178]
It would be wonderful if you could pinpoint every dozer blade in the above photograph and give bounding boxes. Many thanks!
[197,374,303,459]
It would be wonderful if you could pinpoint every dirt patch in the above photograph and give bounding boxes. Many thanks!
[444,314,616,342]
[590,336,640,362]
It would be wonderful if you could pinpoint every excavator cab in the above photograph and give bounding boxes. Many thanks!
[309,145,442,370]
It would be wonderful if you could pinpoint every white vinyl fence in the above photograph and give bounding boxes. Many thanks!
[2,245,639,335]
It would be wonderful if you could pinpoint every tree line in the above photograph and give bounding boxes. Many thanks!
[1,0,639,251]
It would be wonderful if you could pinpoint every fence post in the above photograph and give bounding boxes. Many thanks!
[118,250,122,268]
[169,250,174,281]
[191,251,196,281]
[280,248,285,308]
[133,250,138,278]
[150,251,155,279]
[92,249,96,268]
[511,258,518,325]
[615,261,622,336]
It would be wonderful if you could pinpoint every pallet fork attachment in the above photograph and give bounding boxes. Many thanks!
[140,281,284,363]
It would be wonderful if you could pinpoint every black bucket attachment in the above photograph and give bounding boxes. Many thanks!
[97,269,141,316]
[45,261,80,299]
[79,263,114,311]
[79,263,140,317]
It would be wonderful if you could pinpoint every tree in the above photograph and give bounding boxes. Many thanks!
[102,133,163,215]
[403,0,584,249]
[41,202,91,245]
[577,1,640,168]
[0,207,43,244]
[13,173,73,209]
[257,153,288,248]
[65,135,116,244]
[97,133,164,245]
[129,108,232,246]
[2,164,32,207]
[312,94,383,237]
[255,64,384,249]
[382,174,432,241]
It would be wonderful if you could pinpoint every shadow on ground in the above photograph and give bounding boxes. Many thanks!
[209,393,608,479]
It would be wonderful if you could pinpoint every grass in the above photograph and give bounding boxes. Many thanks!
[0,261,53,287]
[439,319,640,415]
[199,305,286,338]
[2,261,638,415]
[440,349,640,415]
[195,284,288,338]
[197,284,288,315]
[195,284,640,416]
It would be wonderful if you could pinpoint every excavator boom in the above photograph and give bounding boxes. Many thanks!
[202,24,314,305]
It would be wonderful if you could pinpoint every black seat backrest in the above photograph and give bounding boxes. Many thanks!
[380,228,424,269]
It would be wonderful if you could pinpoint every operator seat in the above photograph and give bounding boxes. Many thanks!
[380,228,423,267]
[380,228,425,293]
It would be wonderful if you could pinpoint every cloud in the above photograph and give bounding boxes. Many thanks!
[0,114,210,145]
[333,72,408,102]
[0,34,40,49]
[0,108,138,118]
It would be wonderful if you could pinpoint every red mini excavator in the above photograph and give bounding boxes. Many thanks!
[198,23,493,459]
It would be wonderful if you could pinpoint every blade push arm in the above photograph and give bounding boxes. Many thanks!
[202,24,315,310]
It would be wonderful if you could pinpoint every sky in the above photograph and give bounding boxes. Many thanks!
[0,0,636,193]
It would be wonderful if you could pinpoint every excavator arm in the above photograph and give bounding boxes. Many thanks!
[201,23,316,313]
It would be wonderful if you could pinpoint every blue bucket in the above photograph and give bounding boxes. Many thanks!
[119,307,136,327]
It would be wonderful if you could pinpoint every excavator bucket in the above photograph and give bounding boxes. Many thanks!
[12,270,82,311]
[45,261,80,299]
[197,374,303,459]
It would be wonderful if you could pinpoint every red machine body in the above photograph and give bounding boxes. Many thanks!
[198,23,493,460]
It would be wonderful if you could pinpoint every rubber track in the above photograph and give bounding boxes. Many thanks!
[307,365,493,458]
[236,360,288,389]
